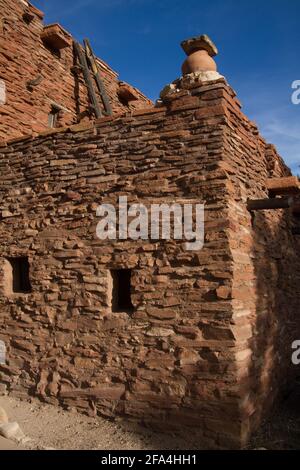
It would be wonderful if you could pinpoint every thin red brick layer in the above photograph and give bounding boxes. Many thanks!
[0,74,300,448]
[0,0,152,141]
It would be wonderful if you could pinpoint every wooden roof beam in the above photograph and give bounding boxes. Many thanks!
[247,197,294,211]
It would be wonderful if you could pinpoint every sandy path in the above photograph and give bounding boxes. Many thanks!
[2,389,299,450]
[0,435,24,450]
[0,395,204,450]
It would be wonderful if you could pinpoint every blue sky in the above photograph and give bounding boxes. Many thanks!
[33,0,300,173]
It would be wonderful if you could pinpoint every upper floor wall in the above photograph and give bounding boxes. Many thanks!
[0,0,152,142]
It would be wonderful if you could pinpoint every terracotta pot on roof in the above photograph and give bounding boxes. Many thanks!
[181,34,218,75]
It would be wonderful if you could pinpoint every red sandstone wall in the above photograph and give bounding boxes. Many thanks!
[0,76,299,448]
[0,81,242,449]
[0,0,152,141]
[220,87,300,439]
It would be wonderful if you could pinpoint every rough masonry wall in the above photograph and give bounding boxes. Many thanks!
[0,0,152,141]
[0,74,299,448]
[221,88,300,439]
[0,80,247,449]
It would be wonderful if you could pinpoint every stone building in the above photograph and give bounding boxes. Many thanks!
[0,0,300,449]
[0,0,152,141]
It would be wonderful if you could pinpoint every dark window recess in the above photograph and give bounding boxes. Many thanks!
[43,42,61,59]
[48,106,60,128]
[117,84,138,107]
[23,11,35,24]
[111,269,133,312]
[118,94,130,107]
[8,257,31,293]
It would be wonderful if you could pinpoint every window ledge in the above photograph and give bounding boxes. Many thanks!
[41,24,72,50]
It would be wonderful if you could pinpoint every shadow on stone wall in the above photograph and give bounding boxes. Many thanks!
[249,207,300,436]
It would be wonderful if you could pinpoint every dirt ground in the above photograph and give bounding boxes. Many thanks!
[1,385,300,450]
[0,395,207,450]
[249,381,300,450]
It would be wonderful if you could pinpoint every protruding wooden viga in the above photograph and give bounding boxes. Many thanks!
[267,176,300,196]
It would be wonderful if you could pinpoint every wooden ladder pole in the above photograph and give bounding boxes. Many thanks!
[73,41,103,119]
[84,38,113,116]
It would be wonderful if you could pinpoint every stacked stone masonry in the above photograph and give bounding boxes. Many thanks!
[0,0,152,142]
[1,1,300,450]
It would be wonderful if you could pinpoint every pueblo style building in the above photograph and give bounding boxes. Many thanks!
[0,0,300,449]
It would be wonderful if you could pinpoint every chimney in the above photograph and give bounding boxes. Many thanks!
[181,34,218,75]
[159,34,224,103]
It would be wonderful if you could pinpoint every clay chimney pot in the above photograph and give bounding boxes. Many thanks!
[181,34,218,75]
